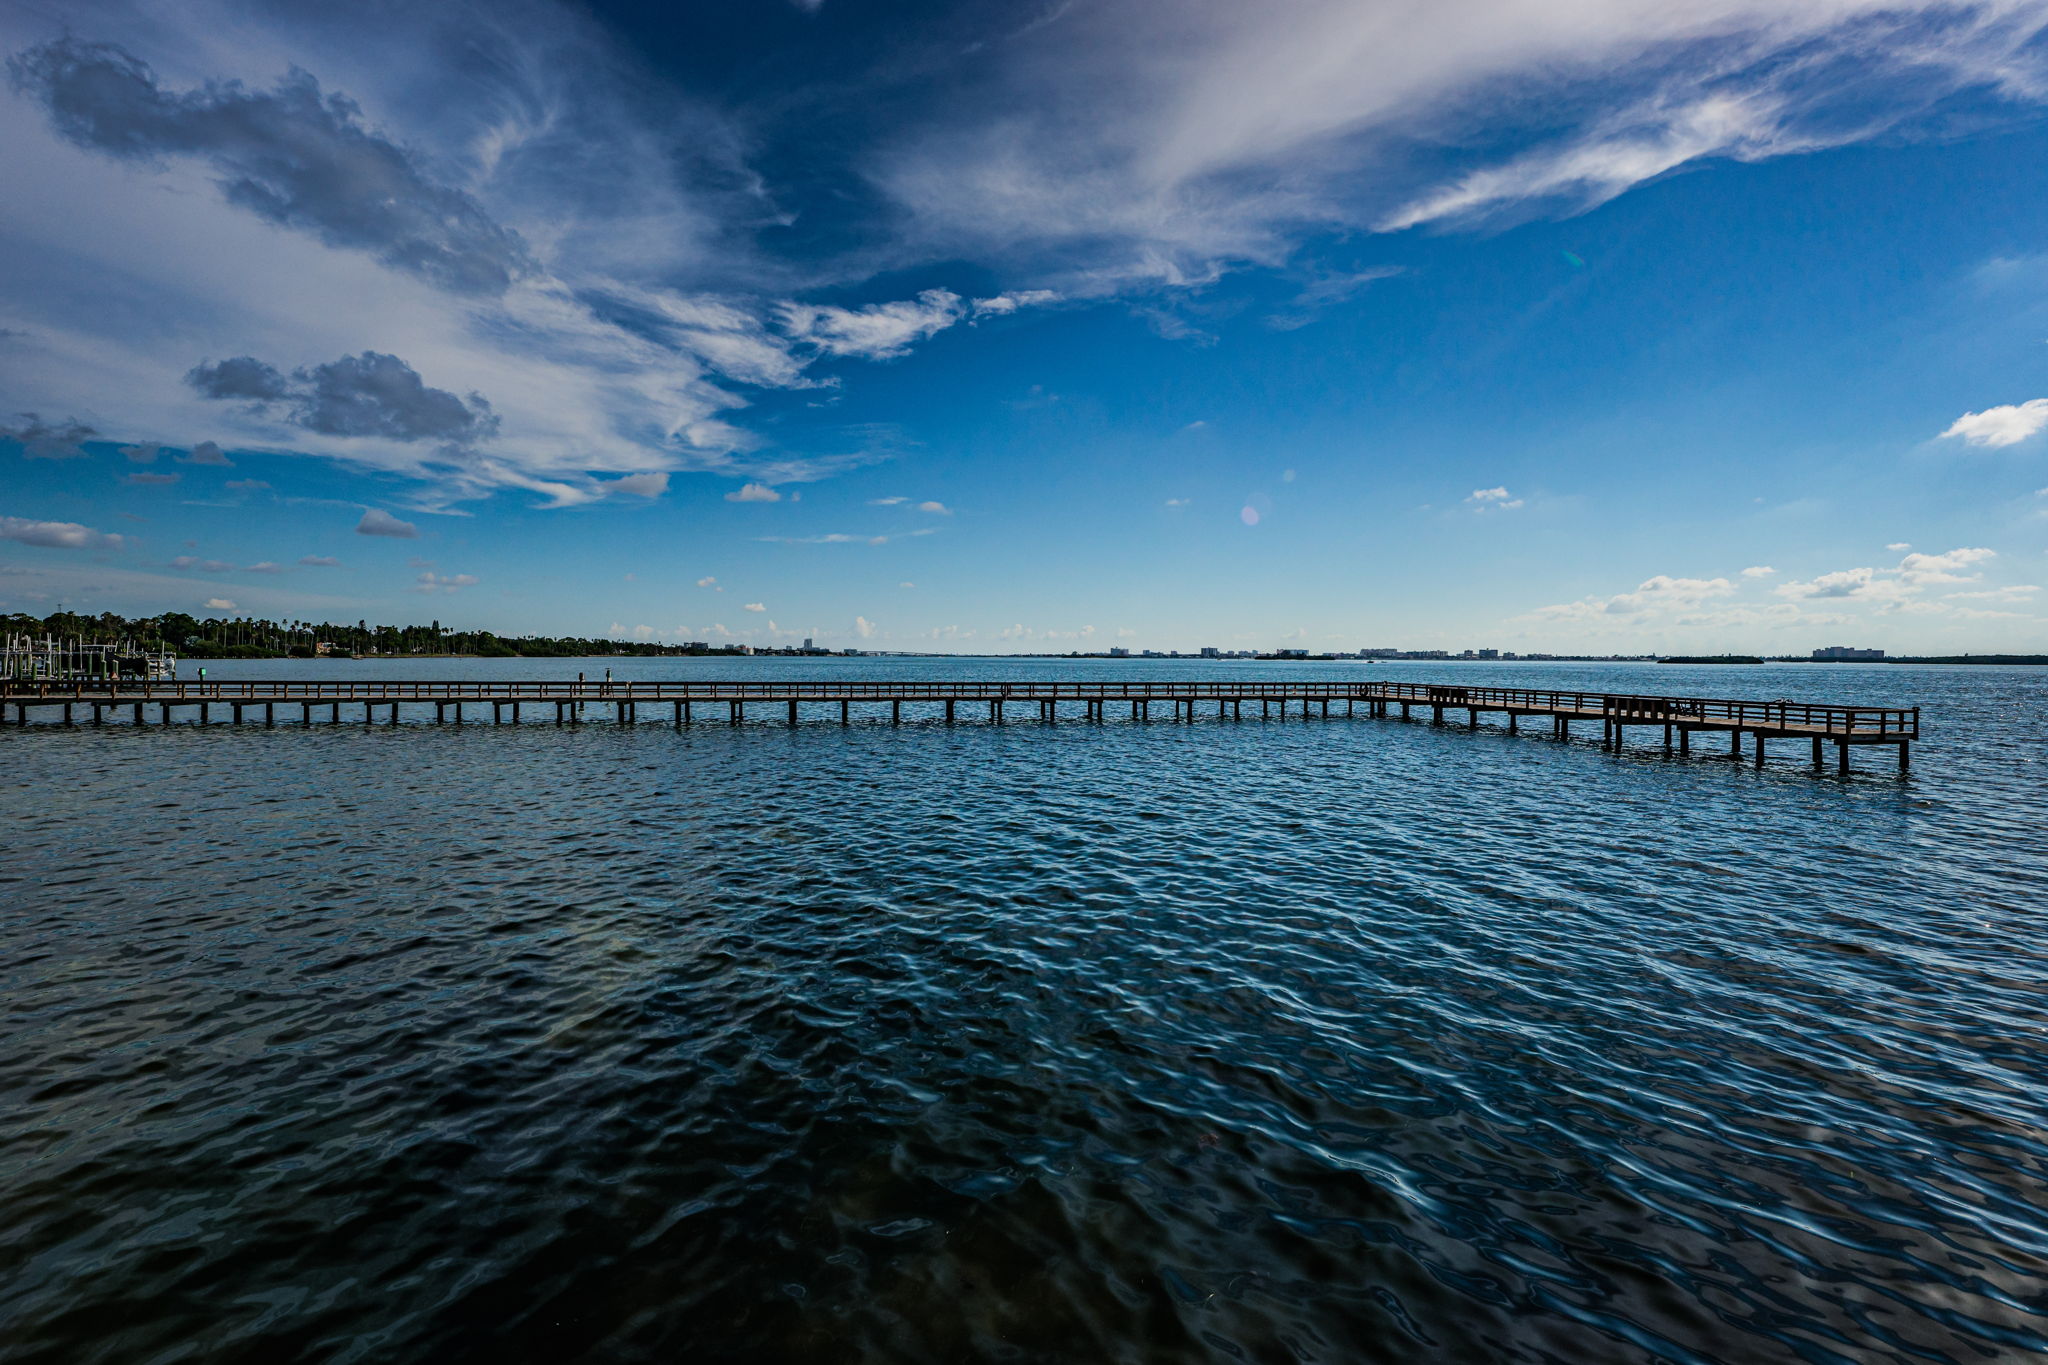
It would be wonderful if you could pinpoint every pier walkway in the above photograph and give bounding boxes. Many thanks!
[2,677,1919,775]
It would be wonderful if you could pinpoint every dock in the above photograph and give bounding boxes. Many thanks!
[1,677,1919,775]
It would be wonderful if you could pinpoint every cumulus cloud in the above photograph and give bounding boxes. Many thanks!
[119,442,159,463]
[1532,574,1737,620]
[1886,541,1912,551]
[1,413,95,459]
[203,597,238,611]
[1774,546,1996,608]
[1164,497,1190,508]
[854,615,876,638]
[726,482,782,502]
[183,441,231,465]
[1941,399,2048,448]
[1741,564,1775,577]
[696,576,717,587]
[743,601,766,612]
[412,571,478,593]
[916,500,951,515]
[0,515,125,550]
[13,37,534,295]
[868,496,908,506]
[606,472,668,498]
[356,508,419,538]
[1466,486,1524,510]
[188,352,496,445]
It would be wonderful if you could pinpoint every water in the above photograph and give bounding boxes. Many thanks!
[4,658,2046,1364]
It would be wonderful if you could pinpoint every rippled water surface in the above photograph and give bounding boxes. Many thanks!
[6,658,2048,1364]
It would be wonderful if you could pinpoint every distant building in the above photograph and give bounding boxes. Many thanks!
[1108,647,1129,657]
[802,637,813,650]
[1199,646,1219,657]
[1476,648,1499,660]
[1812,645,1884,661]
[1274,648,1308,659]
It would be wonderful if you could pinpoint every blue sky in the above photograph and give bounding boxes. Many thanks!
[4,0,2048,653]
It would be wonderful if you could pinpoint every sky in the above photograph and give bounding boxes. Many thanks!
[4,0,2048,654]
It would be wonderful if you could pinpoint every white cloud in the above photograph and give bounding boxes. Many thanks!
[916,500,951,515]
[1740,564,1775,577]
[779,290,967,360]
[0,514,125,550]
[356,508,419,538]
[1886,542,1912,551]
[170,556,237,573]
[247,561,285,573]
[412,571,478,593]
[743,601,766,611]
[1531,573,1736,620]
[1941,399,2048,448]
[300,555,339,566]
[1898,546,1996,584]
[899,581,915,588]
[876,0,2048,285]
[1775,546,1996,606]
[868,496,908,506]
[854,615,876,638]
[696,576,717,587]
[606,472,668,498]
[725,482,782,503]
[1466,486,1524,510]
[1164,497,1190,508]
[203,597,237,611]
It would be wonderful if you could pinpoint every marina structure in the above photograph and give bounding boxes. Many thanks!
[1,676,1919,775]
[0,634,176,683]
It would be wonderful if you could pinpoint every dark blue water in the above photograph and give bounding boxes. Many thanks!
[5,659,2047,1363]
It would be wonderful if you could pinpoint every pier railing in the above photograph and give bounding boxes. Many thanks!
[3,677,1919,737]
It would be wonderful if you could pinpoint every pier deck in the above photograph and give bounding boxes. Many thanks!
[2,677,1919,774]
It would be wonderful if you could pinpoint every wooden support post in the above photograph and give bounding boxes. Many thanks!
[1432,705,1444,726]
[1837,742,1850,778]
[1754,736,1765,769]
[454,703,462,724]
[133,703,143,725]
[1898,741,1910,774]
[731,701,742,726]
[1401,701,1411,721]
[91,704,102,725]
[892,700,901,725]
[435,702,444,724]
[1262,700,1269,719]
[1322,699,1330,718]
[306,703,315,724]
[845,700,853,726]
[265,703,274,727]
[1730,729,1741,759]
[1508,712,1517,734]
[943,700,952,724]
[1812,737,1823,771]
[1662,722,1671,753]
[1679,727,1689,755]
[1468,708,1477,729]
[232,703,243,725]
[680,701,689,725]
[788,699,799,727]
[993,700,1002,724]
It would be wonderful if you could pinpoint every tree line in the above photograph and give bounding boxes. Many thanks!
[4,610,738,659]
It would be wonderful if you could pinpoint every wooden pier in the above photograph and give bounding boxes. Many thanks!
[0,677,1919,775]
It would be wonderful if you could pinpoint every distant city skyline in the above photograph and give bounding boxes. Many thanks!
[4,0,2048,654]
